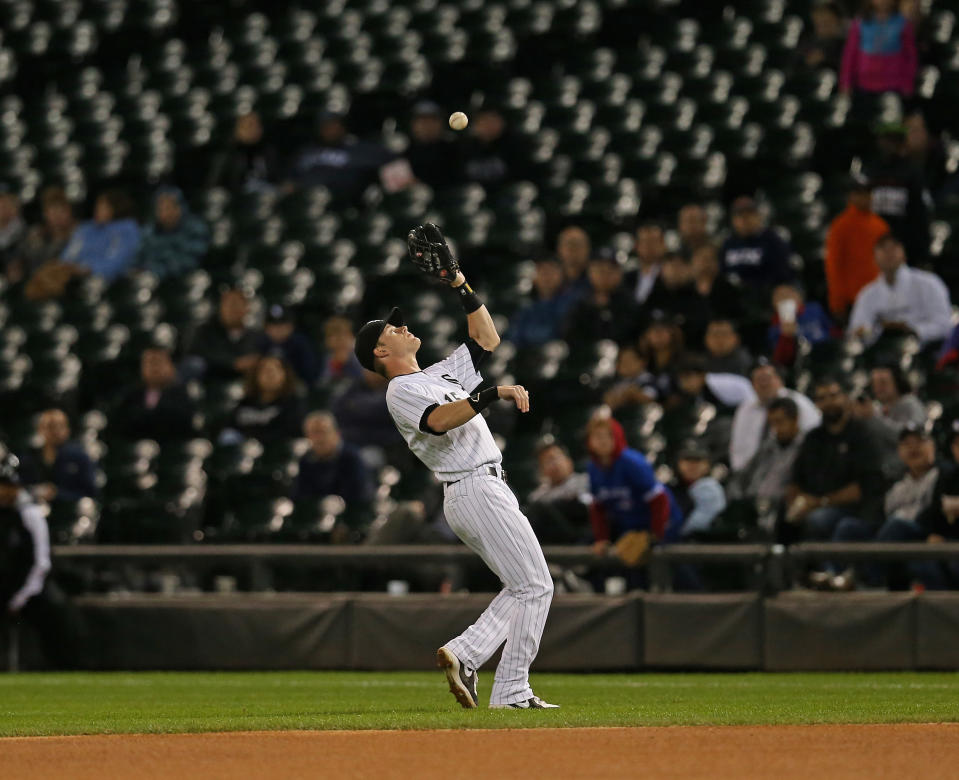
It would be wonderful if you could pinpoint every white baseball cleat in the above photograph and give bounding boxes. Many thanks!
[490,695,559,709]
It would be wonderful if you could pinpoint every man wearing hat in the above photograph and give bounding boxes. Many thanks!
[355,225,557,710]
[563,248,639,346]
[406,100,462,189]
[0,452,54,667]
[866,121,931,264]
[719,196,794,303]
[824,174,889,318]
[674,441,726,538]
[872,425,943,589]
[259,304,319,386]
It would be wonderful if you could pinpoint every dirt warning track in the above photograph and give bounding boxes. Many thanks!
[5,724,959,779]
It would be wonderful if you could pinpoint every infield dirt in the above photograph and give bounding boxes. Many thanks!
[4,723,958,779]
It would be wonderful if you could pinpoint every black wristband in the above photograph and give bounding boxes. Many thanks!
[467,386,498,414]
[454,282,483,314]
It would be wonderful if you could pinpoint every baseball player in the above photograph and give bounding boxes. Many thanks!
[353,224,557,710]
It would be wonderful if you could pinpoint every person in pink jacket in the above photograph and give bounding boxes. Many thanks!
[840,0,917,97]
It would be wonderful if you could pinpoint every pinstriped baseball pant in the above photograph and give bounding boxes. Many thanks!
[442,473,553,706]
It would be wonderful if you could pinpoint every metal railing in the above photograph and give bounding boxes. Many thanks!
[54,542,959,593]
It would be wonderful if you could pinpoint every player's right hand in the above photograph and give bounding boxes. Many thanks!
[497,385,530,413]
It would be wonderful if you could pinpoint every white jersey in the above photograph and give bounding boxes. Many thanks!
[386,341,502,482]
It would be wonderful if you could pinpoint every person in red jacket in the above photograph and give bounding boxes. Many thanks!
[824,176,889,319]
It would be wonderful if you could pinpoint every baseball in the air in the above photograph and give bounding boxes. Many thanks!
[449,111,469,131]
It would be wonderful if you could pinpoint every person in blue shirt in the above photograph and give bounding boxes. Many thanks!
[259,304,320,386]
[136,186,209,280]
[586,414,683,555]
[507,257,576,348]
[720,196,794,303]
[61,188,140,282]
[19,409,98,504]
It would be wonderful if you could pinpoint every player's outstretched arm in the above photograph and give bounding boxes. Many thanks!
[451,271,500,352]
[426,385,529,433]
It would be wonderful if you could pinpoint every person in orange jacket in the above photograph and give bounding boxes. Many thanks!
[824,176,889,320]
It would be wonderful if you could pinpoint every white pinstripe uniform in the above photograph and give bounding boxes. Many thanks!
[385,340,553,707]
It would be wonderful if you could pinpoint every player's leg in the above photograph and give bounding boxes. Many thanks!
[444,477,553,706]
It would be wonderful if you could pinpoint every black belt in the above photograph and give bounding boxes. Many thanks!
[445,465,507,487]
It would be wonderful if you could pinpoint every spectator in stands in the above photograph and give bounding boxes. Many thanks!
[460,105,529,189]
[564,249,638,347]
[645,254,703,343]
[625,221,666,305]
[332,371,402,453]
[785,376,884,547]
[259,304,320,386]
[208,110,278,193]
[690,243,743,324]
[849,387,902,482]
[555,225,592,299]
[795,0,847,73]
[60,188,140,282]
[673,441,726,538]
[732,396,806,523]
[185,286,260,380]
[869,363,927,434]
[870,425,941,588]
[720,197,793,301]
[226,355,304,443]
[136,186,209,280]
[287,110,395,203]
[11,187,75,284]
[637,312,685,399]
[19,409,97,504]
[840,0,917,99]
[677,204,712,259]
[292,412,373,508]
[508,257,576,348]
[824,175,888,319]
[405,100,461,189]
[604,343,661,410]
[904,112,947,200]
[319,315,364,384]
[703,318,752,377]
[0,184,25,274]
[768,284,836,367]
[113,347,196,442]
[866,123,931,264]
[730,360,821,473]
[879,425,938,530]
[848,233,951,347]
[586,415,683,556]
[525,439,590,544]
[899,423,959,588]
[671,353,755,416]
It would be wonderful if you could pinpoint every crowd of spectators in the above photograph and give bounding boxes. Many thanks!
[1,0,958,596]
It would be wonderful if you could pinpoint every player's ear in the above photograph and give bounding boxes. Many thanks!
[373,344,389,359]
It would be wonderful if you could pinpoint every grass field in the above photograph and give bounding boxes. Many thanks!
[2,671,959,737]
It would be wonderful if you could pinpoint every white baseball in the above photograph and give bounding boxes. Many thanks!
[449,111,469,131]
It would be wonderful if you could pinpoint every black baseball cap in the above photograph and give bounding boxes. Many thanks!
[354,307,405,372]
[677,439,711,461]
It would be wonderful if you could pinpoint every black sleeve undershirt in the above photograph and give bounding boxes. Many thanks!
[419,403,444,436]
[466,339,490,371]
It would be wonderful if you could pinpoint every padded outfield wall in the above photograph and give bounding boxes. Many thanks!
[10,592,959,671]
